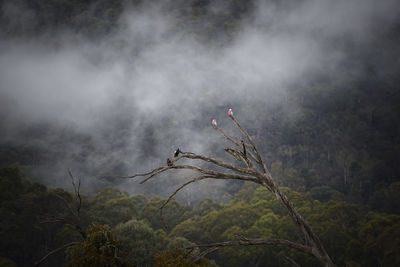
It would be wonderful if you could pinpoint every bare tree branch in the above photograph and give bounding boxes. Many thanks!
[172,152,259,176]
[229,115,269,174]
[284,255,301,267]
[65,170,85,239]
[34,242,79,267]
[128,164,259,184]
[54,193,78,218]
[159,175,216,229]
[68,169,82,217]
[118,166,167,179]
[39,217,66,224]
[52,193,86,239]
[194,247,219,261]
[215,125,259,164]
[224,148,251,168]
[139,167,171,184]
[160,175,216,212]
[35,172,87,266]
[214,125,242,147]
[188,238,313,255]
[188,237,313,263]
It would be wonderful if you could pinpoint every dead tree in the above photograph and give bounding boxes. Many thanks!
[127,110,335,267]
[34,170,84,266]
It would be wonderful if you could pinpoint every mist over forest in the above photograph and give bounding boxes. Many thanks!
[1,0,400,266]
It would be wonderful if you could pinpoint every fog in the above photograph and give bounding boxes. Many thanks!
[0,0,398,202]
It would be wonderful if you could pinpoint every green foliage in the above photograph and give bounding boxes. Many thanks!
[232,182,258,203]
[191,198,222,217]
[0,167,23,201]
[308,201,361,264]
[114,219,159,266]
[0,167,74,266]
[170,185,399,266]
[91,187,128,203]
[358,213,400,266]
[369,181,400,214]
[1,168,400,267]
[310,186,343,202]
[90,188,146,227]
[141,196,190,230]
[154,248,211,267]
[65,223,123,267]
[171,187,287,266]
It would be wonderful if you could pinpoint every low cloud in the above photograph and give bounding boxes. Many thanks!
[0,0,398,201]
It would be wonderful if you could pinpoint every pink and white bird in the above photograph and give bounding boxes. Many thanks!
[228,108,233,117]
[212,119,217,127]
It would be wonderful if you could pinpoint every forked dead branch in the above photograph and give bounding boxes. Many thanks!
[127,110,335,267]
[34,170,85,266]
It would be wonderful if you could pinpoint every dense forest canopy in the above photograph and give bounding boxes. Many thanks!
[0,0,399,266]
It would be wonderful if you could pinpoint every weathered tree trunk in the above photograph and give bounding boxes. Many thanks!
[260,178,334,267]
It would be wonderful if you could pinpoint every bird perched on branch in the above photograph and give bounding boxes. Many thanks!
[174,148,181,157]
[225,148,242,161]
[241,140,246,157]
[167,158,173,166]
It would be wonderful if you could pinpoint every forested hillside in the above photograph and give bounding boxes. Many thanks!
[1,167,400,266]
[0,0,399,266]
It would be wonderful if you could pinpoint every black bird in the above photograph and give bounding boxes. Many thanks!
[174,148,181,157]
[167,158,173,166]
